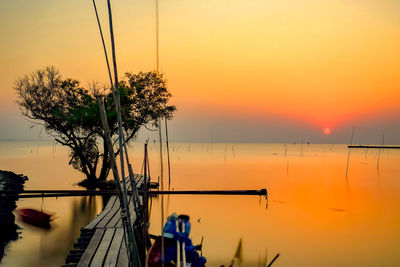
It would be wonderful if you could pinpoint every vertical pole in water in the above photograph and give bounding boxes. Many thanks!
[345,126,355,179]
[155,1,165,263]
[106,1,139,264]
[165,119,171,188]
[143,144,149,251]
[94,0,140,215]
[377,131,384,170]
[97,97,140,266]
[159,116,165,265]
[92,0,141,219]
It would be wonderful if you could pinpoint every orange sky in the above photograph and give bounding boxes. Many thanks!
[1,0,400,142]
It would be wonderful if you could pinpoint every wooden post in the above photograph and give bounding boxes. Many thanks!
[127,163,141,211]
[143,144,149,251]
[97,96,141,267]
[105,0,140,262]
[164,118,171,188]
[345,126,355,178]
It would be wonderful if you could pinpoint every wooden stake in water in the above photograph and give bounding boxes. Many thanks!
[377,131,384,170]
[286,160,289,176]
[299,139,303,156]
[165,119,172,188]
[264,247,268,267]
[345,126,355,178]
[97,97,141,266]
[105,2,141,264]
[143,144,149,253]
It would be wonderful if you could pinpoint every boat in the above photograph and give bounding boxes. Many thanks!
[16,208,53,228]
[146,214,206,267]
[146,236,177,267]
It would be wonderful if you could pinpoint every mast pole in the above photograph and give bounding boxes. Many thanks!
[97,97,140,266]
[106,1,139,265]
[155,0,165,265]
[91,0,114,88]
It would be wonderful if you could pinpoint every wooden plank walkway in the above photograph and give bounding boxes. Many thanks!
[63,176,144,267]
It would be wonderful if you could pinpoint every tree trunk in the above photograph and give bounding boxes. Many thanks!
[87,173,98,184]
[98,139,111,181]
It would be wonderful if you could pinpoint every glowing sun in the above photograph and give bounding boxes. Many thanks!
[323,128,331,135]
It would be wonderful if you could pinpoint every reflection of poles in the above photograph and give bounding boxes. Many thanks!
[97,97,140,266]
[377,132,384,170]
[345,126,355,179]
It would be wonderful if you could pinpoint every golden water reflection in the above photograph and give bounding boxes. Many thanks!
[0,141,400,266]
[143,143,400,267]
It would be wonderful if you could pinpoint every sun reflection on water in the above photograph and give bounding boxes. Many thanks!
[0,141,399,266]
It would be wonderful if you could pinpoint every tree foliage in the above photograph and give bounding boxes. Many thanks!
[15,66,175,183]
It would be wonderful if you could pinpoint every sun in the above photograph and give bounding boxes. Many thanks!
[323,128,331,135]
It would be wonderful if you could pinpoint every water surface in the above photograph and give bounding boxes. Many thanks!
[1,141,399,266]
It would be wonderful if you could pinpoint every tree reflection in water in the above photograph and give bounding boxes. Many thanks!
[34,196,101,264]
[0,171,27,263]
[0,201,20,263]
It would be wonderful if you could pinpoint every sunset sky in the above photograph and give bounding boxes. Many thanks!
[1,0,399,143]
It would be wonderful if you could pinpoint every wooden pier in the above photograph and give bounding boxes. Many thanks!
[63,176,145,267]
[348,145,400,149]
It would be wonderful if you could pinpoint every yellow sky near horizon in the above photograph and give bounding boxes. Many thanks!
[1,0,400,139]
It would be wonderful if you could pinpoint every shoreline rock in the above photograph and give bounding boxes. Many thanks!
[0,170,28,262]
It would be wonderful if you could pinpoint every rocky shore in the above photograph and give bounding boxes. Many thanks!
[0,170,28,262]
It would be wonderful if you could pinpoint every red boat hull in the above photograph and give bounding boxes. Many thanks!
[16,208,53,228]
[146,237,176,267]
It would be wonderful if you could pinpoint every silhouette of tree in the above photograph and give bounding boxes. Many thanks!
[15,66,175,185]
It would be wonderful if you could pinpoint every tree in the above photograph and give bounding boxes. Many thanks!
[15,66,175,185]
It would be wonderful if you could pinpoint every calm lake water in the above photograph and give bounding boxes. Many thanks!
[1,140,400,266]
